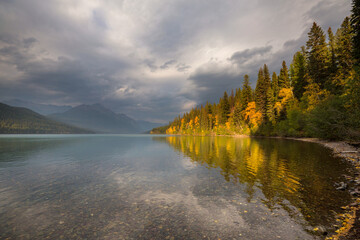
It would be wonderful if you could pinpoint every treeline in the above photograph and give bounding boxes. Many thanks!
[155,1,360,141]
[0,103,91,134]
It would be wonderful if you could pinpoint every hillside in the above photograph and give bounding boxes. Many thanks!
[2,99,72,115]
[0,103,91,134]
[48,104,142,133]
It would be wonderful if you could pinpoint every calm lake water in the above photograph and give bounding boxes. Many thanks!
[0,134,356,239]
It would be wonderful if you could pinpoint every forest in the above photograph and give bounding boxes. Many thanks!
[153,1,360,141]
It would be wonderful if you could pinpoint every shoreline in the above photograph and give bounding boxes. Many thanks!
[161,133,360,239]
[288,138,360,240]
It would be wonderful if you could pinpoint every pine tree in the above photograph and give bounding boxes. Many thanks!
[241,75,253,111]
[278,61,290,88]
[229,89,235,109]
[290,49,307,99]
[271,72,279,99]
[328,27,337,78]
[233,102,242,127]
[255,67,264,113]
[351,0,360,65]
[255,65,271,116]
[266,87,276,124]
[333,17,354,93]
[348,0,360,122]
[200,106,209,131]
[306,22,330,88]
[219,91,230,124]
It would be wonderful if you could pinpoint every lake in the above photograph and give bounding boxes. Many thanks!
[0,134,356,239]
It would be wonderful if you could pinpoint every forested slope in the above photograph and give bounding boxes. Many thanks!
[0,103,91,134]
[155,2,360,141]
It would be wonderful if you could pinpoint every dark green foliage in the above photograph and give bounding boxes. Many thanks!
[351,0,360,65]
[306,22,330,88]
[290,50,307,99]
[151,124,170,134]
[233,103,242,127]
[307,96,359,140]
[255,65,271,115]
[328,27,337,78]
[219,91,230,124]
[241,75,253,110]
[271,72,279,99]
[0,103,91,134]
[332,17,354,94]
[346,67,360,123]
[275,108,307,137]
[266,87,276,124]
[278,61,290,88]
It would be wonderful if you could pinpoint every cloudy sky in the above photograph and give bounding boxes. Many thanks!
[0,0,352,122]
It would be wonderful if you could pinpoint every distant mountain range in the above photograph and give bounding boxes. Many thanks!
[48,103,162,133]
[0,103,91,134]
[48,103,139,133]
[0,99,162,134]
[2,99,72,115]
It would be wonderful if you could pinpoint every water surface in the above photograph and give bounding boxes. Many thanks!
[0,135,355,239]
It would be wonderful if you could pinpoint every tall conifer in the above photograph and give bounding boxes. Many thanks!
[306,22,330,88]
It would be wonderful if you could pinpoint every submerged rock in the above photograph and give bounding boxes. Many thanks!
[336,182,348,191]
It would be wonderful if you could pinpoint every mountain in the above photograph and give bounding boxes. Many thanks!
[48,104,142,133]
[0,103,92,134]
[136,120,163,132]
[2,99,72,115]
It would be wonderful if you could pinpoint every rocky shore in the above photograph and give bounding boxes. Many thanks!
[289,138,360,240]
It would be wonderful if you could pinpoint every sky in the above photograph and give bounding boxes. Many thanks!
[0,0,352,123]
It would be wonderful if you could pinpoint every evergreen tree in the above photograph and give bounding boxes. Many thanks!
[290,49,307,99]
[278,61,290,88]
[306,22,330,88]
[351,0,360,65]
[229,89,235,109]
[233,102,242,127]
[255,67,264,111]
[200,106,209,130]
[271,72,279,99]
[255,65,271,115]
[219,91,230,124]
[241,75,253,111]
[263,64,271,88]
[266,87,276,124]
[328,27,337,77]
[334,17,354,93]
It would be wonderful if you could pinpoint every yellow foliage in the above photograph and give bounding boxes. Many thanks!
[225,121,231,130]
[242,102,262,128]
[194,116,200,127]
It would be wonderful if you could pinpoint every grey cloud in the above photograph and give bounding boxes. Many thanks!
[176,63,191,72]
[229,46,272,65]
[23,37,37,48]
[160,60,177,69]
[306,0,352,31]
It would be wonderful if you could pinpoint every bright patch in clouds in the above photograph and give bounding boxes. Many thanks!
[0,0,351,122]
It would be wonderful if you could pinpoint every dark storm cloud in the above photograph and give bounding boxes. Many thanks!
[0,0,352,122]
